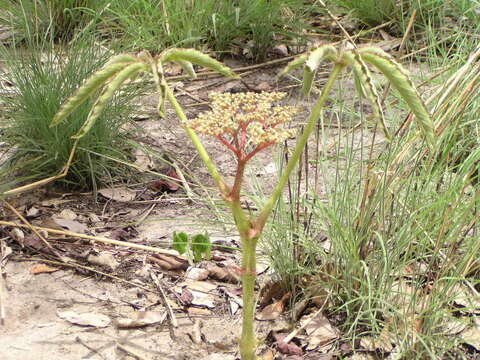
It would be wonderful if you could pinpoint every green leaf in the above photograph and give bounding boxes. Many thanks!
[71,62,147,139]
[346,51,390,140]
[305,45,337,73]
[175,59,197,79]
[160,48,239,79]
[302,45,338,96]
[50,62,128,127]
[191,233,211,262]
[277,54,308,78]
[358,47,435,148]
[172,231,189,255]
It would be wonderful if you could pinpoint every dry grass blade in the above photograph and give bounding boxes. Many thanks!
[0,220,181,257]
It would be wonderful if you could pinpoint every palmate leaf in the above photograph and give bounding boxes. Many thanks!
[358,47,435,148]
[50,61,129,127]
[72,62,147,139]
[278,54,308,77]
[303,45,337,96]
[160,48,239,79]
[344,51,390,140]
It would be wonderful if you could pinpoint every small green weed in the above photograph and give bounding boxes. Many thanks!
[173,231,212,263]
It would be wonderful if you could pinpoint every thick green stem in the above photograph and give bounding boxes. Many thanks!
[255,63,345,232]
[164,85,230,196]
[239,232,258,360]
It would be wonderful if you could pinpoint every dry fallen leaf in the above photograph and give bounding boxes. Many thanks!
[30,264,59,274]
[187,307,212,316]
[301,311,339,351]
[116,311,166,328]
[51,216,88,234]
[186,267,210,281]
[149,169,181,193]
[58,208,77,220]
[98,187,137,202]
[57,310,110,328]
[273,333,303,356]
[87,252,119,271]
[206,263,241,283]
[256,292,291,321]
[460,318,480,350]
[148,254,188,271]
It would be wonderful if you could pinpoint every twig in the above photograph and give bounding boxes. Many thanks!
[75,336,107,360]
[150,271,178,328]
[2,139,78,196]
[0,240,6,326]
[116,342,148,360]
[136,203,157,227]
[0,220,182,257]
[2,201,64,260]
[171,161,196,202]
[19,257,155,294]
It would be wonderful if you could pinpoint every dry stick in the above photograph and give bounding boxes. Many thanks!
[150,271,178,328]
[0,220,181,257]
[3,139,78,196]
[2,201,64,260]
[171,161,196,202]
[116,343,148,360]
[317,0,356,48]
[135,203,157,227]
[0,240,5,326]
[75,336,107,360]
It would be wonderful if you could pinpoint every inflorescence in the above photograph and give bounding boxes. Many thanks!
[186,92,297,161]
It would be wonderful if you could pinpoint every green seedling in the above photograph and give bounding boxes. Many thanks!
[191,233,212,262]
[172,231,211,263]
[172,231,188,254]
[52,45,434,359]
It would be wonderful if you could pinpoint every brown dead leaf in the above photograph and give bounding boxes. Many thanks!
[261,349,275,360]
[57,310,110,328]
[260,280,288,307]
[87,252,119,271]
[301,311,339,351]
[256,81,272,91]
[273,333,303,356]
[256,292,291,321]
[98,187,137,202]
[149,169,180,193]
[187,307,212,316]
[148,254,188,271]
[116,311,166,328]
[30,263,59,274]
[179,288,194,306]
[51,216,88,234]
[58,208,77,220]
[460,318,480,350]
[206,263,241,283]
[186,267,210,281]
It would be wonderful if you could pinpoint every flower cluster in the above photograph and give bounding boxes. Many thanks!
[186,92,297,158]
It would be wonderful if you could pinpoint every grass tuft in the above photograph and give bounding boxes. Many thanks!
[0,36,139,191]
